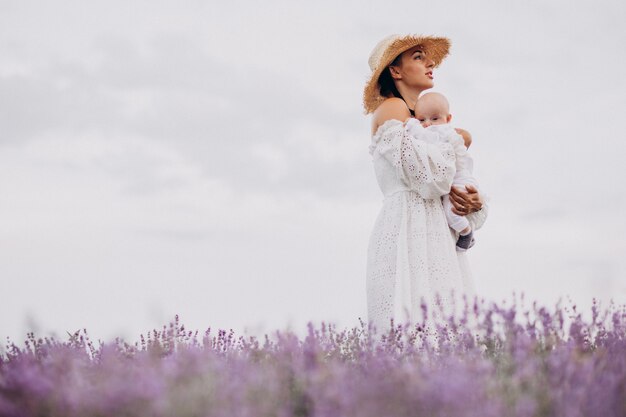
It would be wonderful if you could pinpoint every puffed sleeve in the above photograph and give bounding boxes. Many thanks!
[370,119,457,199]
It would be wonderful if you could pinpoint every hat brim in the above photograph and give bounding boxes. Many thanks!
[362,35,451,114]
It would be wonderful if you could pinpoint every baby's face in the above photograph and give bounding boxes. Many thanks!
[414,95,451,127]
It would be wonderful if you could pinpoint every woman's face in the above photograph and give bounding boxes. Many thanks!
[389,46,435,91]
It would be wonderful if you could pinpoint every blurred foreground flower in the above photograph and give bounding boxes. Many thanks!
[1,293,625,417]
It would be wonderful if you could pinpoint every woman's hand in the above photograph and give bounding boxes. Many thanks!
[449,184,483,215]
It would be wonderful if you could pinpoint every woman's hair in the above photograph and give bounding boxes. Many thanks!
[377,53,403,99]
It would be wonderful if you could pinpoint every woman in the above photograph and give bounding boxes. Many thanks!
[364,34,489,335]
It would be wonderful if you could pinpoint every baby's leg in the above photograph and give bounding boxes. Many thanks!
[443,194,475,251]
[443,193,471,233]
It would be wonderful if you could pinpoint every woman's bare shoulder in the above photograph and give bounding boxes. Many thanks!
[371,98,411,136]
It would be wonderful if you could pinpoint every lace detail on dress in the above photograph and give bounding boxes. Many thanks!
[369,118,404,156]
[366,119,486,335]
[370,119,457,200]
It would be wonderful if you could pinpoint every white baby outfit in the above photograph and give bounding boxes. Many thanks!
[405,119,480,234]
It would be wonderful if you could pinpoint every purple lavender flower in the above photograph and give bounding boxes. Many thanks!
[0,294,624,417]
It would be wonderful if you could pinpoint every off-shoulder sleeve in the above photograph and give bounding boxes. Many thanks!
[370,119,457,199]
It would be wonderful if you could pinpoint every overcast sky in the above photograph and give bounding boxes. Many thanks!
[1,0,625,343]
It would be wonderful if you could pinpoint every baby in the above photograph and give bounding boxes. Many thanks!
[407,92,480,251]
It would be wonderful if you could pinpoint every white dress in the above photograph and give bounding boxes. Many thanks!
[366,118,489,335]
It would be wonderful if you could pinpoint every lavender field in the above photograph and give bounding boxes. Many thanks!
[1,294,624,417]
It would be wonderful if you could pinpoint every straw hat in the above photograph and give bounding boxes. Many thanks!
[362,34,451,114]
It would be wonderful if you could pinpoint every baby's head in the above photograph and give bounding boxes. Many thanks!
[414,92,452,127]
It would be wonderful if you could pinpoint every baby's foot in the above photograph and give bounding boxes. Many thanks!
[456,229,475,252]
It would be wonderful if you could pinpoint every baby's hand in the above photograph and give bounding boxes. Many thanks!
[454,128,472,148]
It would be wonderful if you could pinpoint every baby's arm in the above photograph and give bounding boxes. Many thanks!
[454,128,472,148]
